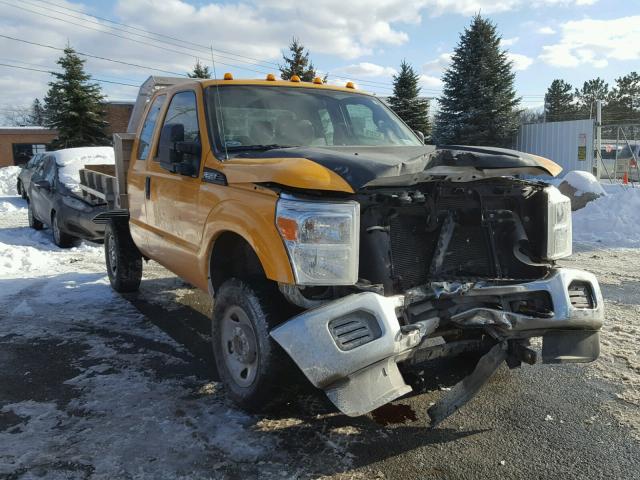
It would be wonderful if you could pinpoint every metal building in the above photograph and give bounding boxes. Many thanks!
[514,119,595,176]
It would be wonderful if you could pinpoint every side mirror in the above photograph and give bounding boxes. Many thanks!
[34,179,51,191]
[158,123,185,166]
[415,131,426,144]
[157,123,201,176]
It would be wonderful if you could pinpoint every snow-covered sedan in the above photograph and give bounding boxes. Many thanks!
[27,147,115,248]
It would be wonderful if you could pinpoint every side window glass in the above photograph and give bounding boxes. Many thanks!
[156,91,201,176]
[137,95,166,160]
[44,160,56,184]
[33,156,47,178]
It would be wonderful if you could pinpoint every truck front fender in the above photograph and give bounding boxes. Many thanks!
[198,196,295,290]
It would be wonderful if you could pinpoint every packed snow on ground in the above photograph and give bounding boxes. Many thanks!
[572,186,640,248]
[0,174,351,479]
[54,146,114,191]
[562,171,606,197]
[0,165,20,196]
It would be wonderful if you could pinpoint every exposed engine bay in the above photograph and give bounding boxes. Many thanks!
[358,178,550,293]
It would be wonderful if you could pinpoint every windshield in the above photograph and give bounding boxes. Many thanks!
[205,85,422,152]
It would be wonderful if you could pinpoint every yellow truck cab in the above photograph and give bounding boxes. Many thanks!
[90,75,604,426]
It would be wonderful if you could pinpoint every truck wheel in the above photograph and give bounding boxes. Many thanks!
[28,202,43,230]
[16,180,22,197]
[52,212,74,248]
[104,221,142,293]
[212,279,289,411]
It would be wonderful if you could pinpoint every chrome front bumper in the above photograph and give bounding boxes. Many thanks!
[271,267,603,417]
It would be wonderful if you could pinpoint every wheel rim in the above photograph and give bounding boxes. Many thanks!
[107,232,118,275]
[220,305,259,387]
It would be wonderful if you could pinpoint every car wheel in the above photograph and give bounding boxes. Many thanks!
[28,202,43,230]
[52,212,74,248]
[211,278,293,411]
[104,221,143,293]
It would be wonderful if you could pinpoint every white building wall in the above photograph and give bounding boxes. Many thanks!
[515,119,595,176]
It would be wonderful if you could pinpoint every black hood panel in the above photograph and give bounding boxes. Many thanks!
[238,145,557,190]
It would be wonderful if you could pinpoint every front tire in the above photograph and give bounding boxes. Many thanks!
[104,221,142,293]
[28,202,43,230]
[212,279,290,411]
[52,212,74,248]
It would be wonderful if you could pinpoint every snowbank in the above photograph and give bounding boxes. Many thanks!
[54,147,114,190]
[573,187,640,247]
[562,171,606,197]
[0,166,20,196]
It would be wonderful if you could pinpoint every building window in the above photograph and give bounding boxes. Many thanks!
[12,143,47,165]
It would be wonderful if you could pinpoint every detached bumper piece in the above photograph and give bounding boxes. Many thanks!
[270,267,603,423]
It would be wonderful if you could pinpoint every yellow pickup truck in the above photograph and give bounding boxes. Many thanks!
[85,75,603,426]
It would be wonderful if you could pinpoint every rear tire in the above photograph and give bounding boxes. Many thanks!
[52,212,74,248]
[211,278,291,412]
[104,221,142,293]
[28,202,43,230]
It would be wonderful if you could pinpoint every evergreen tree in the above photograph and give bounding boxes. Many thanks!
[433,15,520,147]
[574,78,609,117]
[607,72,640,123]
[519,108,545,124]
[544,79,576,122]
[28,98,46,126]
[388,60,430,137]
[188,59,211,79]
[44,46,109,148]
[279,38,317,82]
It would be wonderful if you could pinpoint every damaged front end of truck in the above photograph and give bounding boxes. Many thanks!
[269,145,603,426]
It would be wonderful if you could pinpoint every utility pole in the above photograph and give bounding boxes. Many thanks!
[595,100,602,180]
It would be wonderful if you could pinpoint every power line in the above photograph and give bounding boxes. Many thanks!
[0,0,280,78]
[10,0,398,91]
[1,0,553,97]
[0,62,140,87]
[0,34,188,77]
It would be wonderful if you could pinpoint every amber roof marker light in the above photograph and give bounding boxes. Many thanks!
[345,81,356,89]
[290,75,301,82]
[266,73,276,81]
[313,77,323,85]
[223,72,233,80]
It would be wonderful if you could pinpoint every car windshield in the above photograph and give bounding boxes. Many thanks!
[205,85,422,152]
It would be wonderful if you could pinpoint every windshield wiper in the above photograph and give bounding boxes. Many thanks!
[225,144,297,152]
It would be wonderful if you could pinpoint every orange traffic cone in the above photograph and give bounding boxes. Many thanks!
[623,172,629,184]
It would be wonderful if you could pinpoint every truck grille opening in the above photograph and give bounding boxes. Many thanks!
[568,281,595,309]
[328,312,382,351]
[389,215,437,290]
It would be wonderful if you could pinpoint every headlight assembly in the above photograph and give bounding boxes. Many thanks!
[542,186,572,260]
[276,197,359,285]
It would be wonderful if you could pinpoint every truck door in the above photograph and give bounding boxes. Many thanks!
[144,89,210,280]
[128,94,166,255]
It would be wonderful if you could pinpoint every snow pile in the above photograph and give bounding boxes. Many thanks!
[562,171,606,197]
[0,165,21,196]
[573,187,640,247]
[54,147,114,189]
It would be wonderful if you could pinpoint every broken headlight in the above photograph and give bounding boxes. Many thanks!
[542,186,572,260]
[276,197,359,285]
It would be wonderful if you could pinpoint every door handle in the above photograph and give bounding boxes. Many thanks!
[145,176,151,200]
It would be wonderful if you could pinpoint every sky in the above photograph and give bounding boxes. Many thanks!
[0,0,639,117]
